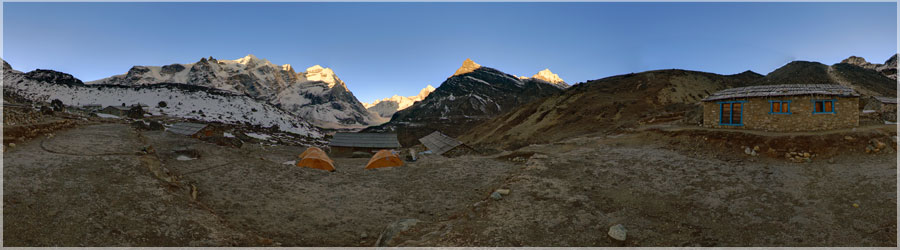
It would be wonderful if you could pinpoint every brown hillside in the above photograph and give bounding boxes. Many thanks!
[460,69,762,149]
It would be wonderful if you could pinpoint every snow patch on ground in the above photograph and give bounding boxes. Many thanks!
[96,113,120,119]
[246,132,272,141]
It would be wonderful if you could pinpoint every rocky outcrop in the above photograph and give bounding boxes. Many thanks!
[841,56,877,70]
[23,69,85,86]
[841,54,898,80]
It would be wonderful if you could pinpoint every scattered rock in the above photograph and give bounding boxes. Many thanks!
[147,121,165,131]
[753,145,760,152]
[608,224,627,241]
[125,106,145,119]
[190,184,198,200]
[352,151,372,158]
[131,120,150,130]
[490,191,503,200]
[530,153,549,160]
[496,189,510,195]
[375,218,419,247]
[844,136,854,141]
[8,143,16,148]
[40,106,54,115]
[174,147,201,159]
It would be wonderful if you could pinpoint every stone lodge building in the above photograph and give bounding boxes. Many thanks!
[701,84,859,132]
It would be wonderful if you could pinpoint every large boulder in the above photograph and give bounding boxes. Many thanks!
[125,106,145,119]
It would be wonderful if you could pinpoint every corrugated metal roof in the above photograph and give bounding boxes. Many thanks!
[329,133,400,148]
[418,131,463,155]
[702,84,859,102]
[874,96,898,104]
[168,122,207,136]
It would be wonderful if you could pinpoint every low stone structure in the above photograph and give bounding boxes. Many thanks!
[702,84,859,131]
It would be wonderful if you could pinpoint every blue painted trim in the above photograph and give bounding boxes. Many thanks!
[768,100,792,114]
[811,99,837,114]
[718,100,745,126]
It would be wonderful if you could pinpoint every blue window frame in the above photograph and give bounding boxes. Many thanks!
[812,99,836,114]
[718,101,745,126]
[769,100,791,114]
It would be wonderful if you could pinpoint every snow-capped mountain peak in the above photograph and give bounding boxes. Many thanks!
[532,68,565,84]
[304,65,344,89]
[365,85,437,119]
[416,85,436,100]
[453,58,482,77]
[234,54,264,65]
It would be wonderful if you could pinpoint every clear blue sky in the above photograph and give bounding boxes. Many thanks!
[3,2,897,103]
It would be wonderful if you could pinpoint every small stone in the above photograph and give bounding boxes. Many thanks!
[490,191,503,200]
[375,219,419,247]
[8,143,15,147]
[496,189,510,195]
[744,147,753,155]
[753,146,760,152]
[802,152,810,158]
[852,203,860,208]
[845,136,854,141]
[608,224,627,241]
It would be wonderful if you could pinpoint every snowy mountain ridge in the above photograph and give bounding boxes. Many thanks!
[3,60,322,138]
[87,54,377,127]
[365,85,436,119]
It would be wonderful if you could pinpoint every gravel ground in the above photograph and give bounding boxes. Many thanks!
[3,123,896,246]
[394,132,897,246]
[4,123,520,246]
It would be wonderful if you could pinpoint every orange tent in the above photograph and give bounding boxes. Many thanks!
[296,147,336,172]
[365,150,404,169]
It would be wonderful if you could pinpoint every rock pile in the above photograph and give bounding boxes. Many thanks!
[865,139,887,154]
[784,151,814,163]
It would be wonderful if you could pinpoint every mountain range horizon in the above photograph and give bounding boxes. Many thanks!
[5,53,898,104]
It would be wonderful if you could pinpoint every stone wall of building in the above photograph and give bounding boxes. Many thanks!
[703,96,859,132]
